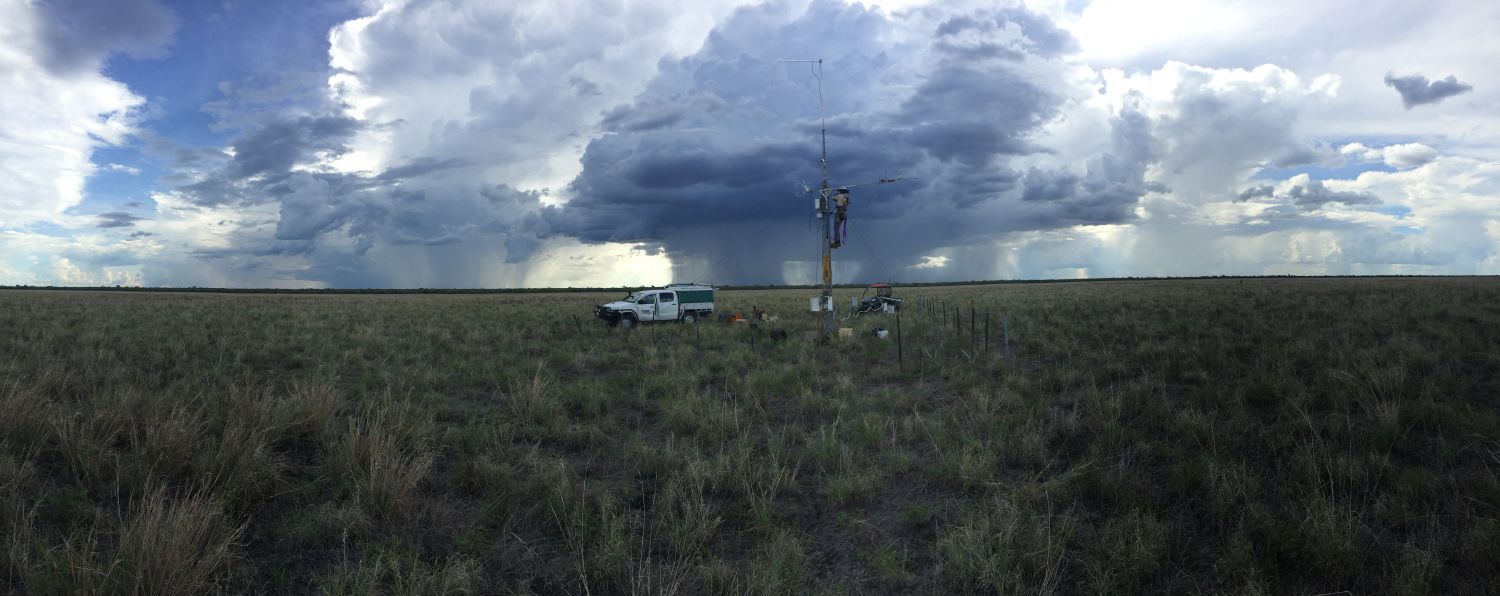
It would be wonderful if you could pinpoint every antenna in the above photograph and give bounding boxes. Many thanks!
[781,58,912,335]
[781,59,829,194]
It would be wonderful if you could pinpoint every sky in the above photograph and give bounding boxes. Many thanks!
[1,0,1497,288]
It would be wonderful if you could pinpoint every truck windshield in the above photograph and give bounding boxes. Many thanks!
[625,292,643,303]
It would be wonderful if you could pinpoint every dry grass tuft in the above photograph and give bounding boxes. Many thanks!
[326,394,434,521]
[115,488,244,596]
[319,550,479,595]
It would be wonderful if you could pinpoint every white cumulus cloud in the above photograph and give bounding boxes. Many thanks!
[1340,142,1440,169]
[0,1,161,228]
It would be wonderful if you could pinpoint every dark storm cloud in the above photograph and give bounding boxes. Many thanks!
[1021,168,1079,202]
[1383,73,1473,109]
[96,211,143,228]
[1005,95,1157,226]
[1270,146,1326,168]
[168,147,231,168]
[932,40,1025,62]
[903,16,1073,165]
[542,2,899,253]
[376,157,470,181]
[226,115,361,181]
[535,0,1155,284]
[579,0,1068,212]
[34,0,176,73]
[272,174,373,241]
[1285,179,1379,209]
[168,116,363,207]
[166,107,548,281]
[477,185,550,262]
[599,94,727,133]
[179,171,546,287]
[151,0,1158,287]
[932,9,1078,59]
[1235,184,1275,201]
[622,142,810,190]
[569,77,602,98]
[1234,180,1379,210]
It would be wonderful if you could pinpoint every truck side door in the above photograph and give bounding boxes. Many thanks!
[657,291,679,320]
[635,293,658,321]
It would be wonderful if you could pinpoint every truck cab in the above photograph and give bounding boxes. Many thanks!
[626,290,679,322]
[595,284,715,328]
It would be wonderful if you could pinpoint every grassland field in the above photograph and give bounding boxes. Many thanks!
[2,277,1499,594]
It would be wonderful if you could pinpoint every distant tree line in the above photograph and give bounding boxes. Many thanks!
[1,274,1490,295]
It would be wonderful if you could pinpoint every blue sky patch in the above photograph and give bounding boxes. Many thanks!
[1253,161,1395,182]
[1374,205,1413,219]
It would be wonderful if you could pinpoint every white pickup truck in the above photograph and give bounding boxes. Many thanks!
[594,284,716,328]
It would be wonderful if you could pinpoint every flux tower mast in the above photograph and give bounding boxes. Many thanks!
[783,58,908,334]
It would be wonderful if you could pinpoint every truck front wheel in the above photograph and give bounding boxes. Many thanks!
[618,315,636,329]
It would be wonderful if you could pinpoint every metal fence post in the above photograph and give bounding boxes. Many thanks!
[896,312,903,371]
[1003,314,1012,368]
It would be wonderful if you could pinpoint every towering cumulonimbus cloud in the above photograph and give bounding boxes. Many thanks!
[0,0,175,229]
[12,0,1495,288]
[542,0,1158,284]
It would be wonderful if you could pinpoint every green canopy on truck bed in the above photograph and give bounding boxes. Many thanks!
[677,289,713,304]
